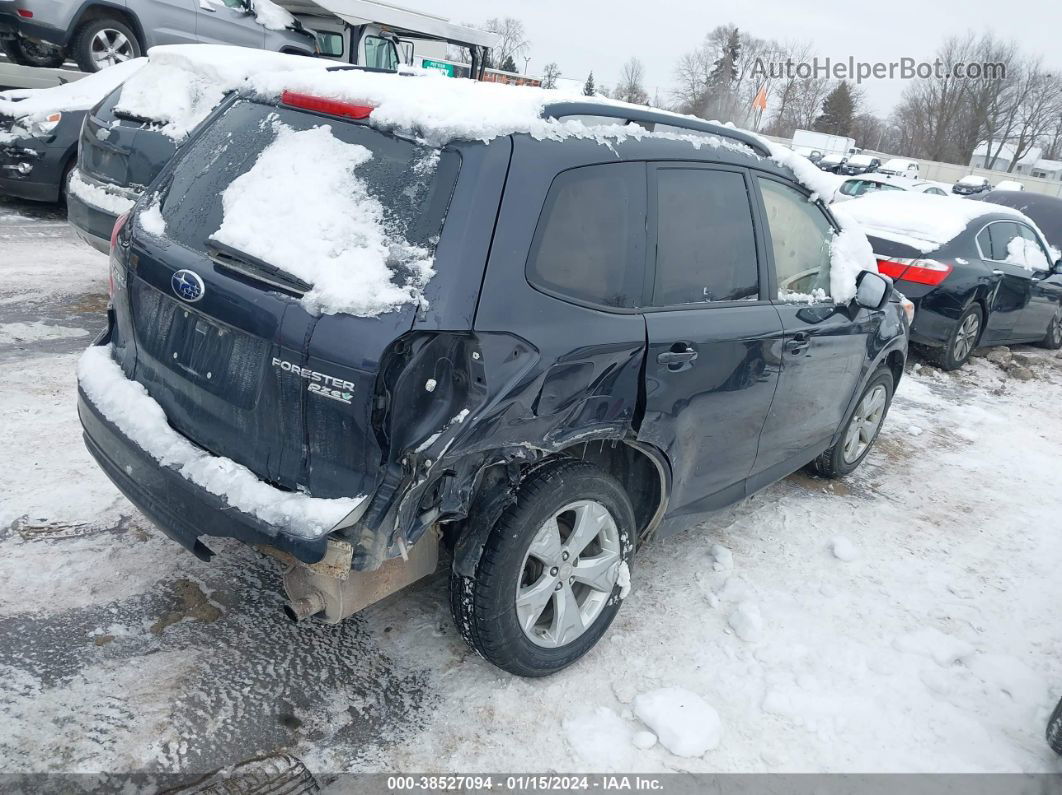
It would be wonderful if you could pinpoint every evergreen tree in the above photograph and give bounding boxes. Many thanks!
[814,81,857,136]
[707,27,741,93]
[500,54,519,73]
[583,71,596,96]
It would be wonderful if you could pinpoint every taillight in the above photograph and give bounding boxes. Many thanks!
[875,257,952,286]
[280,90,375,120]
[110,212,129,252]
[16,9,33,18]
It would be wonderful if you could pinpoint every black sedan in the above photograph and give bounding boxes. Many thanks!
[840,194,1062,369]
[952,175,992,196]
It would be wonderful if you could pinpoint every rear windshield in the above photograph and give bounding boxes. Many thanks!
[157,98,460,313]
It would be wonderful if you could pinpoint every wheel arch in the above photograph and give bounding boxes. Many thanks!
[69,2,145,51]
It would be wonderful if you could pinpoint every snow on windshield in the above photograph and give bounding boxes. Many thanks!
[848,154,874,166]
[958,175,987,186]
[0,58,145,122]
[211,123,435,317]
[833,191,1025,252]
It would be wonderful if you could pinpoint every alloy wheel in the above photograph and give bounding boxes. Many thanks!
[843,385,887,463]
[1050,314,1062,347]
[516,500,622,648]
[953,313,980,363]
[90,29,134,68]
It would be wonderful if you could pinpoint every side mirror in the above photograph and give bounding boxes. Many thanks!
[855,270,892,310]
[1053,259,1062,275]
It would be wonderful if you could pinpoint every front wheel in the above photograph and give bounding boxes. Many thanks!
[1048,696,1062,755]
[450,459,634,677]
[1035,309,1062,350]
[810,368,894,479]
[0,36,66,68]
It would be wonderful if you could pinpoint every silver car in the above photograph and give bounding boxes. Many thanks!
[0,0,316,72]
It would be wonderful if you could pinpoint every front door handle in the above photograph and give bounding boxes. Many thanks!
[785,333,810,354]
[657,345,698,367]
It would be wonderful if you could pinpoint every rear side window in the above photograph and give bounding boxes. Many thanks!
[839,180,862,197]
[757,177,834,301]
[652,168,759,305]
[526,163,646,309]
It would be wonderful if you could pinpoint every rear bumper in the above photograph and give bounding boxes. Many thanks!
[78,339,331,564]
[66,183,129,253]
[0,9,66,46]
[898,288,961,347]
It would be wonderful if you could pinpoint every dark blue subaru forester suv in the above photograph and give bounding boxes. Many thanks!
[77,71,908,677]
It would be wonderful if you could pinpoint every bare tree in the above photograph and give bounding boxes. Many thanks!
[615,57,649,105]
[541,62,561,90]
[484,17,530,69]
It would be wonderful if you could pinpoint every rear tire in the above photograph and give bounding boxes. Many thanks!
[923,304,983,371]
[1035,308,1062,350]
[72,18,141,73]
[0,36,66,68]
[810,368,894,479]
[449,458,634,677]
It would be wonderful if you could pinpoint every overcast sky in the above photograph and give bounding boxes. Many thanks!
[399,0,1060,119]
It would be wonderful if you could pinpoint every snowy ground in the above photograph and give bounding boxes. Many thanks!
[1,194,1061,776]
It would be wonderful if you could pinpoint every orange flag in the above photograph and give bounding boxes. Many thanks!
[752,86,768,111]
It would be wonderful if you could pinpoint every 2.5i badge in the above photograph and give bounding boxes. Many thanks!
[272,357,355,405]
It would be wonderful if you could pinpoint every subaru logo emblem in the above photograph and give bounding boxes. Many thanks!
[171,269,205,303]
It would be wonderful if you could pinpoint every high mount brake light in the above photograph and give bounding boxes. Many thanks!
[280,91,375,120]
[875,257,953,286]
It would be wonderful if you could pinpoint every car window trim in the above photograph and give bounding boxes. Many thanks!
[750,170,840,306]
[643,161,768,313]
[975,219,1025,265]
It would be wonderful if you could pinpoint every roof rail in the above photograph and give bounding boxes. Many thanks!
[541,102,771,157]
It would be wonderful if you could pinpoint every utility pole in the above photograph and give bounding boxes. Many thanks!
[523,56,530,74]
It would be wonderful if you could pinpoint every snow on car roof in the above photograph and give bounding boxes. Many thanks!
[0,58,146,121]
[833,191,1026,251]
[958,175,988,185]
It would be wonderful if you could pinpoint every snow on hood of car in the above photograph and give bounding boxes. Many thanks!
[77,345,365,538]
[113,45,335,140]
[0,58,146,122]
[957,175,988,186]
[833,191,1027,252]
[847,154,876,166]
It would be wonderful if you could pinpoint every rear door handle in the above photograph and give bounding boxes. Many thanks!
[785,333,810,354]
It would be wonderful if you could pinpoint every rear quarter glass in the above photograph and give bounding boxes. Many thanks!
[156,99,460,280]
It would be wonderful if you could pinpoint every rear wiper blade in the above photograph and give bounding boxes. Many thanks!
[206,239,311,297]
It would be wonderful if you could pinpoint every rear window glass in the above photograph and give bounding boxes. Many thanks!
[158,98,459,293]
[526,163,646,309]
[652,168,758,305]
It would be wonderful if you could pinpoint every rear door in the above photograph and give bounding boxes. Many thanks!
[637,164,783,515]
[979,221,1033,343]
[149,0,200,45]
[750,175,871,480]
[195,0,267,48]
[1014,223,1058,339]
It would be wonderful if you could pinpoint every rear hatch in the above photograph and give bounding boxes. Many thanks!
[80,86,177,191]
[113,95,460,501]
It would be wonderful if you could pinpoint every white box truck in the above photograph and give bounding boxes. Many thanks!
[792,129,859,159]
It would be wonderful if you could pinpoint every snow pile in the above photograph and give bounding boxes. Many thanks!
[251,0,296,30]
[212,123,434,317]
[563,707,636,769]
[758,138,844,202]
[76,345,364,537]
[632,688,722,757]
[830,535,859,561]
[727,600,764,641]
[829,226,878,303]
[138,203,166,237]
[114,45,332,140]
[67,169,136,216]
[1005,235,1050,270]
[833,192,1025,252]
[0,58,145,122]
